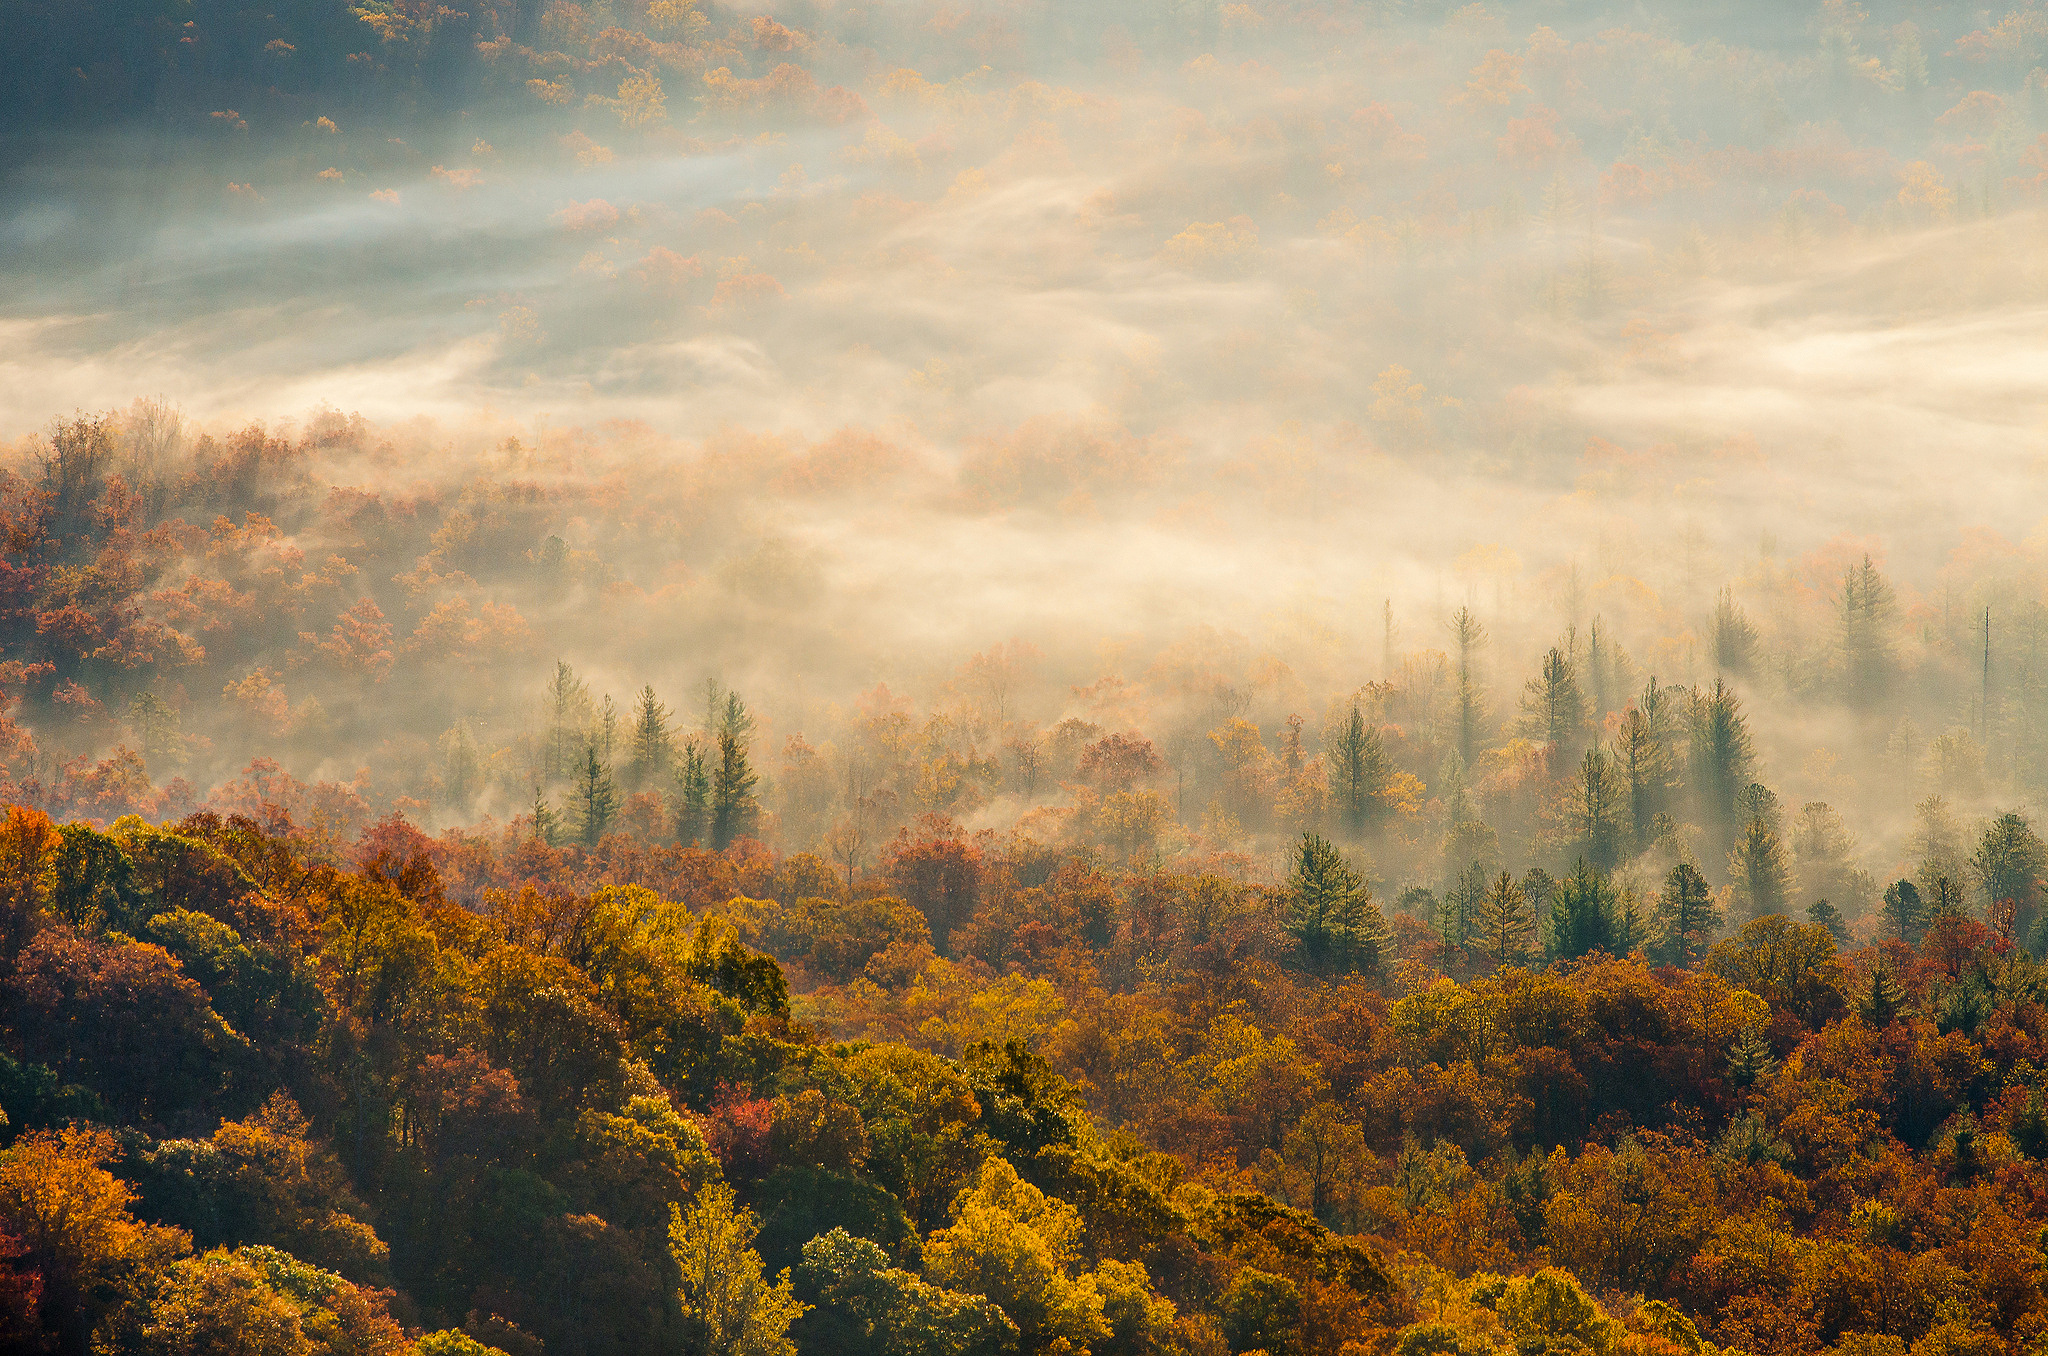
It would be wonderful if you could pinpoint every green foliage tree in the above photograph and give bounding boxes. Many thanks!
[1726,812,1791,923]
[1972,810,2047,939]
[1708,914,1846,1028]
[529,785,559,847]
[1806,897,1848,945]
[628,685,675,792]
[1328,707,1392,840]
[1570,748,1626,870]
[1840,554,1896,707]
[791,1228,1013,1356]
[1882,878,1925,943]
[1219,1268,1302,1355]
[1711,588,1759,677]
[1856,958,1909,1026]
[574,745,619,848]
[1687,679,1755,847]
[545,660,592,782]
[712,695,761,851]
[1547,858,1616,962]
[1447,606,1488,771]
[1518,645,1586,771]
[1649,862,1719,968]
[1283,833,1391,974]
[1477,870,1532,968]
[676,742,711,847]
[1611,703,1667,851]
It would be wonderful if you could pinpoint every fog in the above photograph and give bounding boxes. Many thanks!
[2,0,2045,913]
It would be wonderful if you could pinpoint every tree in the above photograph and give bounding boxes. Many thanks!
[1806,897,1849,945]
[1219,1269,1301,1356]
[1912,794,1968,902]
[1570,748,1626,870]
[628,685,675,791]
[1447,606,1488,770]
[529,785,559,846]
[1792,802,1871,920]
[574,745,618,848]
[544,660,592,782]
[1708,914,1846,1028]
[1328,707,1393,840]
[1649,861,1720,967]
[791,1228,1012,1356]
[1547,858,1616,962]
[1727,812,1791,923]
[1283,833,1391,974]
[0,1126,188,1352]
[1478,871,1532,967]
[668,1183,805,1356]
[1727,1023,1778,1085]
[1688,679,1755,847]
[1840,554,1896,706]
[1438,859,1489,952]
[1882,878,1925,943]
[712,696,760,851]
[1712,588,1759,676]
[676,742,711,847]
[1611,704,1667,850]
[1857,958,1909,1026]
[923,1158,1108,1354]
[1972,810,2047,940]
[1518,645,1586,771]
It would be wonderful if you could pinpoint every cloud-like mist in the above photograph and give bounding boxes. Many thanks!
[3,0,2047,907]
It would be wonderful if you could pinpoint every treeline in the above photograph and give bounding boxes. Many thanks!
[4,786,2048,1354]
[8,406,2048,968]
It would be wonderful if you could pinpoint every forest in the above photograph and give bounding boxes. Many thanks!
[6,0,2048,1353]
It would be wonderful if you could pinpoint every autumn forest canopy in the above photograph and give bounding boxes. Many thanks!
[4,0,2048,1355]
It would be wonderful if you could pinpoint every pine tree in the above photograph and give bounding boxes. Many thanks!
[1711,588,1759,676]
[1478,871,1532,968]
[711,694,760,851]
[597,693,621,764]
[1688,678,1756,847]
[1912,795,1967,902]
[1650,861,1720,967]
[1438,859,1488,951]
[1573,747,1626,870]
[1615,885,1648,955]
[1447,606,1488,771]
[1727,813,1792,921]
[545,659,592,781]
[1840,554,1896,708]
[1522,866,1558,955]
[1328,706,1391,839]
[628,684,675,791]
[1728,1023,1779,1086]
[1882,879,1925,943]
[531,784,559,847]
[1856,960,1908,1027]
[1284,833,1391,974]
[1518,645,1586,772]
[1547,858,1616,962]
[1611,705,1666,851]
[574,745,618,848]
[1806,897,1849,946]
[2013,1088,2048,1160]
[675,741,711,847]
[1926,874,1968,924]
